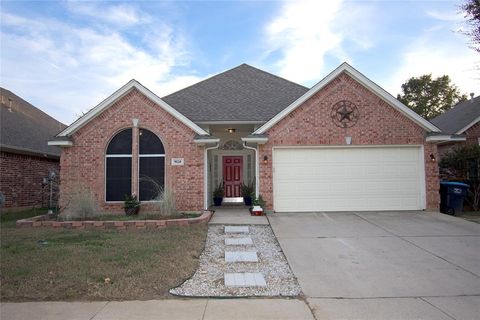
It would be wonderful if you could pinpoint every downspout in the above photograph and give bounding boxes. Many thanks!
[204,143,219,210]
[243,141,259,198]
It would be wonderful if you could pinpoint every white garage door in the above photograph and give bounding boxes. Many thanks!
[273,147,425,212]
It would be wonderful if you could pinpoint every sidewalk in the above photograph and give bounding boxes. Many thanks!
[0,298,315,320]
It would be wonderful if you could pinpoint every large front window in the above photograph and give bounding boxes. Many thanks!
[139,129,165,201]
[105,128,165,202]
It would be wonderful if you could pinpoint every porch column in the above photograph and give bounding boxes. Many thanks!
[132,119,140,197]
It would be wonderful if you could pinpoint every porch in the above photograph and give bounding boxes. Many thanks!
[208,204,269,225]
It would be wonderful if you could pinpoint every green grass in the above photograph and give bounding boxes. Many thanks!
[0,209,207,301]
[0,207,50,227]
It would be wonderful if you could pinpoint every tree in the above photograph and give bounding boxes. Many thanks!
[397,74,467,120]
[440,145,480,211]
[461,0,480,52]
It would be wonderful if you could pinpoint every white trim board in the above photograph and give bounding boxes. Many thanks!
[456,115,480,134]
[57,79,208,137]
[254,62,441,135]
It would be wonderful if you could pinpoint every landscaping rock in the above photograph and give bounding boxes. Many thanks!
[169,224,301,297]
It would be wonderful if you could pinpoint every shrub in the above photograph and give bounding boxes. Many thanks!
[241,180,255,198]
[61,187,98,220]
[212,183,224,198]
[253,194,266,208]
[156,187,177,217]
[440,145,480,211]
[139,176,177,216]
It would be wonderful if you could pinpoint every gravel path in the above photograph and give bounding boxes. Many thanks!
[170,224,302,297]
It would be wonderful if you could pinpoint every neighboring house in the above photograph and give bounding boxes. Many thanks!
[431,95,480,156]
[0,88,66,210]
[49,63,458,213]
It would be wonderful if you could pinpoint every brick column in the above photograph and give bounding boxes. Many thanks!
[132,120,139,197]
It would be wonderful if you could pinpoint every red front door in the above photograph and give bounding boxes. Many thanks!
[223,156,243,197]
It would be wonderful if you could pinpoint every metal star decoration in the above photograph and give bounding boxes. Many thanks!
[337,105,353,121]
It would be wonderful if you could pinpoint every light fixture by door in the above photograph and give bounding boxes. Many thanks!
[263,155,268,164]
[226,128,236,133]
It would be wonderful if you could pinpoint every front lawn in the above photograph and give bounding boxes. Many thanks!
[0,209,207,301]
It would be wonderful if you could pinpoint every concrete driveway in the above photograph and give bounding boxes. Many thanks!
[269,211,480,320]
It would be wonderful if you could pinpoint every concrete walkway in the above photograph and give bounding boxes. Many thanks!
[0,298,314,320]
[209,207,268,225]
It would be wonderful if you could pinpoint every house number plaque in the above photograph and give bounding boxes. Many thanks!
[171,158,184,166]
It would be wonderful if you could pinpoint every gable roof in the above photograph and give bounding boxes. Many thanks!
[254,62,441,134]
[430,95,480,134]
[0,87,66,157]
[162,64,309,122]
[56,80,208,137]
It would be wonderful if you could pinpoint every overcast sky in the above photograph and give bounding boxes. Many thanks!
[1,0,479,125]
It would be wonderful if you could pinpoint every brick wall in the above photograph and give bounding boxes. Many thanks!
[259,72,439,210]
[437,122,480,156]
[0,151,60,209]
[59,88,204,213]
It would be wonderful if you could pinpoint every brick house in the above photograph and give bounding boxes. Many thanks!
[50,63,459,213]
[431,95,479,157]
[0,88,66,210]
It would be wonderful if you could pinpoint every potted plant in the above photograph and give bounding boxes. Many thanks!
[124,194,140,215]
[241,181,255,206]
[212,183,224,206]
[251,195,266,216]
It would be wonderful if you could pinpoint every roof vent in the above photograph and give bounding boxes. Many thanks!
[470,93,475,101]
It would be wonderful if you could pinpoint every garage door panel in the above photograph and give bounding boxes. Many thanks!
[273,147,424,212]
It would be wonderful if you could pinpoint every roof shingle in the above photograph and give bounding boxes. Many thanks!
[162,64,309,122]
[0,88,66,157]
[431,96,480,134]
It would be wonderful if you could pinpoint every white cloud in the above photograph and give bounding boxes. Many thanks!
[385,29,480,97]
[264,0,344,83]
[65,2,151,27]
[0,9,201,124]
[263,0,376,84]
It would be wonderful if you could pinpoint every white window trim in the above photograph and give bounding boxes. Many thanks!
[138,153,166,202]
[104,154,133,203]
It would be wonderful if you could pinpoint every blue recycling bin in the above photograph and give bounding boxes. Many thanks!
[439,181,470,215]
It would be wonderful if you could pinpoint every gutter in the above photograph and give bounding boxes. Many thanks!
[203,142,220,210]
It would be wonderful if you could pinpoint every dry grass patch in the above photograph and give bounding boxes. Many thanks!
[0,212,207,301]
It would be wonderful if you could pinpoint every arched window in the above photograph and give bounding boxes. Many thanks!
[105,129,132,201]
[139,129,165,201]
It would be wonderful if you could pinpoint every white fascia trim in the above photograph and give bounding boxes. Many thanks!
[196,120,265,125]
[48,140,73,147]
[241,137,269,144]
[455,116,480,134]
[57,79,208,137]
[254,62,441,134]
[426,135,467,143]
[194,138,220,145]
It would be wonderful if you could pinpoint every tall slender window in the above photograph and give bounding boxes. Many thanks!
[139,129,165,201]
[105,129,132,201]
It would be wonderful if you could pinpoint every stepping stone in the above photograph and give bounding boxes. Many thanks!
[225,226,249,234]
[224,272,267,287]
[225,251,258,262]
[225,237,253,246]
